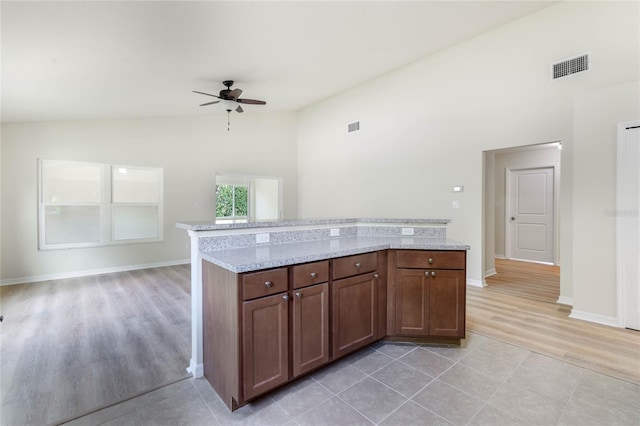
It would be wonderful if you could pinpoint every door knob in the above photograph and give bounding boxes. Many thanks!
[511,217,516,221]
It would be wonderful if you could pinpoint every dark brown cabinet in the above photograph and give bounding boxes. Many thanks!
[242,292,289,400]
[391,250,466,339]
[202,248,463,411]
[292,261,330,377]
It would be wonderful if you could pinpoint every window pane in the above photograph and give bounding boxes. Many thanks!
[216,184,234,217]
[44,205,101,245]
[234,186,248,216]
[112,167,161,203]
[113,205,159,240]
[42,160,102,203]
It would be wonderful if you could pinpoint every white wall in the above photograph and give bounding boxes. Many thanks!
[1,113,298,283]
[572,80,640,324]
[297,1,639,317]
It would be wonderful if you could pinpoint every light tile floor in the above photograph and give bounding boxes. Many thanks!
[65,332,640,426]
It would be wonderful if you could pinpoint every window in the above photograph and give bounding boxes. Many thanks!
[38,159,163,249]
[215,173,283,223]
[216,184,248,221]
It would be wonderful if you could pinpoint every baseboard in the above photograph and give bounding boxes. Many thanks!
[494,254,505,259]
[556,295,573,306]
[187,360,204,378]
[467,278,485,288]
[0,259,191,286]
[569,309,619,328]
[484,268,497,278]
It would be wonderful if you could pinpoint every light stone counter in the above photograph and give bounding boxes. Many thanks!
[201,236,469,273]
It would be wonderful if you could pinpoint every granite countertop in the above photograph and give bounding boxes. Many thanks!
[201,236,470,273]
[177,217,451,232]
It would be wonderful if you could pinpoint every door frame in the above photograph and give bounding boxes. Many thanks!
[505,164,560,265]
[616,120,640,328]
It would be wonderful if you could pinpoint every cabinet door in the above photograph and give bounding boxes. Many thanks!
[395,269,430,336]
[332,273,377,359]
[242,293,289,400]
[429,270,465,338]
[292,282,329,377]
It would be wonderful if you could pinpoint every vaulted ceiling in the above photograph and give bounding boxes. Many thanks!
[1,1,555,123]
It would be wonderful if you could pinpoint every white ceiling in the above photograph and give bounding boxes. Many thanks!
[1,1,555,123]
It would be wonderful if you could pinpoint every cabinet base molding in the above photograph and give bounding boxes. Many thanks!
[381,336,462,346]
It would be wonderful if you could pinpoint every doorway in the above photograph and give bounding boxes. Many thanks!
[617,122,640,330]
[483,142,561,302]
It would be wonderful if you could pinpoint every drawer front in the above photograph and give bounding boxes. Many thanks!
[242,268,288,301]
[292,260,329,289]
[333,252,378,280]
[396,250,465,270]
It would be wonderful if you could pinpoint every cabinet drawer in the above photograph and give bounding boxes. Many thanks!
[242,268,288,301]
[333,252,378,280]
[292,260,329,289]
[396,250,465,270]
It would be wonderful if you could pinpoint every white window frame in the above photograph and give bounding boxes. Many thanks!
[38,159,163,250]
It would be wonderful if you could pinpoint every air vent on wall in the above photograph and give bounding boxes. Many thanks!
[552,53,589,80]
[348,121,360,133]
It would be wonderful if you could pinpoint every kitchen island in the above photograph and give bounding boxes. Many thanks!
[177,218,470,410]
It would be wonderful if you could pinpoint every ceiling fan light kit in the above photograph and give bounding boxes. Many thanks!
[193,80,266,130]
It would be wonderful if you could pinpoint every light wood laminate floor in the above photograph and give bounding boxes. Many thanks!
[469,259,640,385]
[0,265,191,426]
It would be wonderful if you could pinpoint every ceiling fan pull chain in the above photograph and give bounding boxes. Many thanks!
[227,110,230,131]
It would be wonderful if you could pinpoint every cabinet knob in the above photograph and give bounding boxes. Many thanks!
[283,294,290,301]
[428,258,434,264]
[425,271,430,276]
[355,262,361,269]
[264,281,273,288]
[431,271,436,277]
[310,272,318,279]
[295,291,302,298]
[373,273,379,279]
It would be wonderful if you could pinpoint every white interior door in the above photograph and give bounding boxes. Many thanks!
[619,125,640,330]
[249,176,283,222]
[508,167,554,263]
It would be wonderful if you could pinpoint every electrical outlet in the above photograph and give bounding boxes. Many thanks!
[256,233,270,244]
[401,227,415,236]
[330,228,340,237]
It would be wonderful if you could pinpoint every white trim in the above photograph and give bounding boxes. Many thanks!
[189,235,204,379]
[0,259,190,286]
[467,278,485,288]
[494,254,505,260]
[556,295,573,306]
[484,268,497,278]
[616,120,640,327]
[569,309,619,328]
[187,360,203,378]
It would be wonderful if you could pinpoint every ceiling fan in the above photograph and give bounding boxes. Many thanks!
[193,80,266,113]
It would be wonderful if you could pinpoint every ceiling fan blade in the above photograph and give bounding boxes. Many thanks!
[237,98,266,105]
[200,100,220,106]
[235,105,244,113]
[227,88,243,100]
[193,90,221,98]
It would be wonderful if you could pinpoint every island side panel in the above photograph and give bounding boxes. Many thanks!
[202,260,241,410]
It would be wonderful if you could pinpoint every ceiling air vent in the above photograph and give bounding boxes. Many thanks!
[552,53,589,80]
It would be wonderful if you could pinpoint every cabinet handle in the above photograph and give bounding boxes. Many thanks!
[310,272,318,279]
[373,273,379,279]
[425,271,430,276]
[264,281,273,288]
[283,294,290,301]
[295,291,302,298]
[428,258,434,264]
[431,271,436,277]
[354,262,361,269]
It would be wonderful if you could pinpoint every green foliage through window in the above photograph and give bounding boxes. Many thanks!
[216,184,247,218]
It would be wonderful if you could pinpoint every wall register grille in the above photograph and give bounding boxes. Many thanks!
[552,54,589,79]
